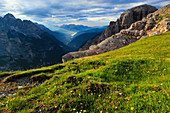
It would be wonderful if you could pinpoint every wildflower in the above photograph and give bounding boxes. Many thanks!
[125,97,130,100]
[18,86,23,89]
[119,93,122,95]
[100,111,102,113]
[83,110,86,112]
[144,97,146,99]
[115,106,118,109]
[131,107,134,110]
[99,94,101,97]
[158,101,161,103]
[152,91,155,93]
[73,108,76,111]
[154,85,158,87]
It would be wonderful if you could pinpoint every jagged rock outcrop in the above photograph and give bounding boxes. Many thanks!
[62,4,170,62]
[80,4,157,51]
[0,13,69,71]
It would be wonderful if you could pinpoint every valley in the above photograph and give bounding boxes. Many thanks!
[0,3,169,113]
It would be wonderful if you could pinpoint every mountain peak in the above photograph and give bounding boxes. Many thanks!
[4,13,16,19]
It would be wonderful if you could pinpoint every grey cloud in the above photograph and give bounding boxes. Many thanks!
[0,0,169,30]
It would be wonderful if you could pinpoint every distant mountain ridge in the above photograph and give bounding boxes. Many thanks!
[0,13,69,71]
[68,27,106,50]
[60,24,91,32]
[35,23,71,44]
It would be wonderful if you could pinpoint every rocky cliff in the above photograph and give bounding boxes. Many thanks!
[0,14,69,71]
[62,4,170,62]
[80,4,157,51]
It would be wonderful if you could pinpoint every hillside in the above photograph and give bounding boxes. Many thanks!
[0,32,169,112]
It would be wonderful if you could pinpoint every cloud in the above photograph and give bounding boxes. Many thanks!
[0,0,169,30]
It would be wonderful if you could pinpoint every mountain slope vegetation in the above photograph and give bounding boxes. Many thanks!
[0,32,169,112]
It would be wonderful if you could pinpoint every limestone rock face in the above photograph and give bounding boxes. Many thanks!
[80,4,157,50]
[148,18,170,36]
[62,4,170,62]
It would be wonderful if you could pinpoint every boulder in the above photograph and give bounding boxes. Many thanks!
[129,21,146,30]
[62,50,96,62]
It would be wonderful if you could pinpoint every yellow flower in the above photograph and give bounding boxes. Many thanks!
[125,97,130,100]
[158,101,161,103]
[131,107,134,110]
[100,111,102,113]
[152,91,155,93]
[144,97,146,99]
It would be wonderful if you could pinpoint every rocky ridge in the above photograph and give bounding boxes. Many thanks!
[80,4,157,51]
[62,4,170,62]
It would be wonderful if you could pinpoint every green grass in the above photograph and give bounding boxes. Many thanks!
[0,32,170,113]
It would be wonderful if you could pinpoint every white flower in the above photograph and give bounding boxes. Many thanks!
[73,108,76,111]
[8,94,12,96]
[18,86,23,89]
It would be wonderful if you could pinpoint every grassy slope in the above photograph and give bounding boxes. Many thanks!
[0,32,170,113]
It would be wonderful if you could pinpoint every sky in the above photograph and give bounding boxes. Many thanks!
[0,0,169,30]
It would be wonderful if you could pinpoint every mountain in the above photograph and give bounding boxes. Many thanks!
[0,4,169,113]
[35,23,71,44]
[67,27,106,50]
[62,4,169,62]
[81,4,158,50]
[0,13,70,71]
[60,24,91,32]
